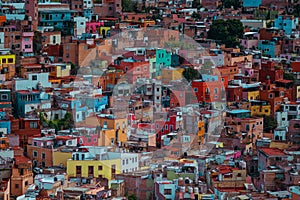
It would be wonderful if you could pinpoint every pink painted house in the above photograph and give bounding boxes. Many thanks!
[86,21,104,34]
[22,32,34,53]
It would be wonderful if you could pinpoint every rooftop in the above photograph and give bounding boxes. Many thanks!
[259,148,286,157]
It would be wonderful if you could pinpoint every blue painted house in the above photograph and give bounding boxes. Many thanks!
[257,40,278,58]
[0,89,12,110]
[274,15,299,35]
[0,111,10,134]
[156,49,172,76]
[15,90,50,118]
[83,95,108,112]
[243,0,262,7]
[39,10,77,35]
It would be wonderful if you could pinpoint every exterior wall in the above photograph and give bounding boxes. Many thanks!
[243,0,262,7]
[276,111,289,128]
[0,54,16,80]
[251,105,271,116]
[21,32,34,53]
[156,49,172,76]
[74,17,86,36]
[274,15,298,35]
[274,129,287,141]
[98,129,127,146]
[66,159,121,180]
[161,68,183,83]
[11,158,34,197]
[13,73,51,91]
[109,152,139,173]
[53,151,72,168]
[192,76,228,103]
[198,121,205,143]
[258,41,281,58]
[27,145,54,167]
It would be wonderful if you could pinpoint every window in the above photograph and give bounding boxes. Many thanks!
[88,166,94,175]
[33,151,37,157]
[15,184,19,189]
[214,88,218,94]
[165,124,168,130]
[32,75,37,80]
[76,166,82,176]
[1,94,8,100]
[269,93,273,98]
[1,59,6,64]
[164,189,172,195]
[194,88,198,92]
[7,58,13,63]
[66,45,70,50]
[42,153,46,159]
[25,44,31,49]
[98,166,103,170]
[246,124,250,131]
[25,181,28,186]
[111,164,116,174]
[33,142,37,146]
[30,122,38,128]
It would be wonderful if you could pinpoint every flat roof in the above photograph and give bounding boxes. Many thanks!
[227,109,250,114]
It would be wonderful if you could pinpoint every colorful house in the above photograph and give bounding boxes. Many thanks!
[258,40,281,58]
[0,52,16,81]
[274,15,299,35]
[67,146,121,180]
[21,32,34,53]
[156,49,172,76]
[192,75,228,103]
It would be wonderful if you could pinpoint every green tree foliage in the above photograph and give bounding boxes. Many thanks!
[207,19,244,48]
[284,73,296,82]
[263,115,277,133]
[191,12,202,20]
[192,0,201,9]
[70,62,79,75]
[222,0,241,9]
[182,68,201,82]
[122,0,137,12]
[41,112,75,132]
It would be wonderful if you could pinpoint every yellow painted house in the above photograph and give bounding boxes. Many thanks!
[53,150,73,167]
[98,129,127,147]
[251,104,271,116]
[247,90,260,101]
[0,54,16,80]
[161,68,183,83]
[198,121,205,144]
[67,159,121,180]
[49,63,71,78]
[250,100,271,116]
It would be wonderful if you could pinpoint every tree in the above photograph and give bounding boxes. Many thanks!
[122,0,137,12]
[222,0,241,9]
[62,112,75,130]
[127,194,138,200]
[70,62,79,75]
[263,115,277,133]
[191,12,201,20]
[192,0,201,9]
[207,19,244,48]
[182,68,201,82]
[284,73,296,82]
